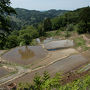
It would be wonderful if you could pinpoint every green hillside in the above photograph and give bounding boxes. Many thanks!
[10,8,68,30]
[0,6,90,49]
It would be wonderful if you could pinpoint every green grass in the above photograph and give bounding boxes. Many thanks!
[74,36,89,51]
[46,30,73,39]
[74,37,86,47]
[0,64,3,67]
[30,39,38,46]
[46,31,57,37]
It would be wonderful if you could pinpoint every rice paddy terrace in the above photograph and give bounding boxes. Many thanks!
[0,39,90,86]
[0,67,10,78]
[1,46,47,65]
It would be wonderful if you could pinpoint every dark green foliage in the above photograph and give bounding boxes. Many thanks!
[5,35,19,49]
[43,18,52,32]
[18,26,39,45]
[33,73,42,90]
[43,71,50,82]
[38,23,45,36]
[0,0,16,49]
[11,8,68,30]
[29,72,61,90]
[0,0,16,32]
[0,32,6,49]
[51,10,78,30]
[66,24,74,31]
[77,21,87,33]
[52,16,65,30]
[51,7,90,34]
[79,7,90,23]
[78,7,90,33]
[17,72,90,90]
[38,18,52,37]
[1,26,39,49]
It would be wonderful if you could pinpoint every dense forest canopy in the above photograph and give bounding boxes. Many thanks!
[0,0,16,49]
[10,8,68,30]
[51,7,90,32]
[0,0,16,32]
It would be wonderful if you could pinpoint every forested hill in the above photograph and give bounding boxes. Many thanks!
[10,8,68,30]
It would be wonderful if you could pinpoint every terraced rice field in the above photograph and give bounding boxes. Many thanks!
[1,46,47,65]
[10,54,89,84]
[0,67,10,78]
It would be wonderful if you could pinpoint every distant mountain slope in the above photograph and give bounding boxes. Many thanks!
[10,8,68,30]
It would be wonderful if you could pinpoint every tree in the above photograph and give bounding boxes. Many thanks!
[0,0,16,32]
[77,21,86,34]
[43,71,50,83]
[19,26,39,45]
[38,23,45,36]
[33,73,42,90]
[79,7,90,33]
[5,35,19,49]
[0,0,16,49]
[0,32,6,49]
[44,18,52,32]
